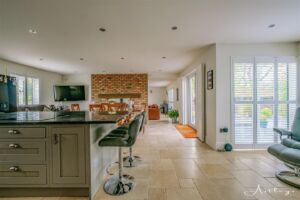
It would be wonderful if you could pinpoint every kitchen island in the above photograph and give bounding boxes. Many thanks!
[0,111,129,199]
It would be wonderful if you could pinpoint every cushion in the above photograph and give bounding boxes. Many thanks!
[98,137,129,147]
[282,138,300,150]
[107,129,129,139]
[279,148,300,167]
[268,144,287,157]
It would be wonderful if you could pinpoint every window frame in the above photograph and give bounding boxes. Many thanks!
[231,56,298,149]
[167,89,174,110]
[10,73,40,106]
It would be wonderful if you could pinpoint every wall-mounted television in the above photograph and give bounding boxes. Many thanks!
[54,85,85,101]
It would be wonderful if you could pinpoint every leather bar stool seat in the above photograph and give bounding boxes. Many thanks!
[98,114,143,195]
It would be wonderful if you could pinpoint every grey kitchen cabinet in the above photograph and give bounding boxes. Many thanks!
[0,164,47,185]
[0,141,46,164]
[51,126,86,185]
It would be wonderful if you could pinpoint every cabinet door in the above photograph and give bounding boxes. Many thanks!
[51,127,86,184]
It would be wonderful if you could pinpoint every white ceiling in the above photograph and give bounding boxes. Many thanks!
[0,0,300,86]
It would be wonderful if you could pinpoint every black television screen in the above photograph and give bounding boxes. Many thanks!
[54,85,85,101]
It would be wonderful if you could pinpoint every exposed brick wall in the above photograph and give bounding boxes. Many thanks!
[91,74,148,106]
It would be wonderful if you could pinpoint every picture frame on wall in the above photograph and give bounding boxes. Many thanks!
[207,70,213,90]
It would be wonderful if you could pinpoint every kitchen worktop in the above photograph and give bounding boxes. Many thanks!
[0,111,128,125]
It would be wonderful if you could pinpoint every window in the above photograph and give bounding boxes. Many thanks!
[231,57,297,149]
[168,89,174,110]
[11,74,40,105]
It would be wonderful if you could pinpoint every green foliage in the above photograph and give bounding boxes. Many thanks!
[260,107,272,121]
[168,110,179,119]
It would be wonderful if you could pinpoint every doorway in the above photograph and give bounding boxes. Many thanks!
[187,72,197,128]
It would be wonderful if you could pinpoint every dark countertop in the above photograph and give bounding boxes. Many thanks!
[0,111,129,125]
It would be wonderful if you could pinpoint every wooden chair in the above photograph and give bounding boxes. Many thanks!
[71,104,80,111]
[89,104,102,112]
[101,103,110,112]
[110,103,128,112]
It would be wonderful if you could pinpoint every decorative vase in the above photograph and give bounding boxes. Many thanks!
[260,120,268,128]
[224,143,233,152]
[172,118,177,123]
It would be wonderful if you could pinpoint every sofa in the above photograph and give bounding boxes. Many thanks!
[268,107,300,188]
[148,104,160,120]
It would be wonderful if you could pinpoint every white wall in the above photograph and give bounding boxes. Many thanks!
[215,43,299,149]
[0,58,62,105]
[148,87,166,105]
[61,74,91,110]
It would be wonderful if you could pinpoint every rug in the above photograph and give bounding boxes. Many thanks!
[175,124,198,138]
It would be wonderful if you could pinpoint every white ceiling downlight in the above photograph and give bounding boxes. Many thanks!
[99,27,106,32]
[268,24,276,28]
[28,29,37,34]
[171,26,178,30]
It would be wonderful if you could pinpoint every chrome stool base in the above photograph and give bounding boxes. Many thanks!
[103,174,135,195]
[123,156,141,167]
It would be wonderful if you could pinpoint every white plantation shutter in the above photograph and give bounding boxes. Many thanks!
[232,57,254,145]
[232,56,297,148]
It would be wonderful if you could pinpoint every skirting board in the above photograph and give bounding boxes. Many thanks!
[0,188,89,197]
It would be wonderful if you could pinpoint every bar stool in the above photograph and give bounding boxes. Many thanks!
[122,111,146,167]
[98,115,143,195]
[109,111,146,167]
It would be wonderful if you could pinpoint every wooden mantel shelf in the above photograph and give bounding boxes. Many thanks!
[98,93,141,99]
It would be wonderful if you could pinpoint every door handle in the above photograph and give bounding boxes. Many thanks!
[9,166,19,172]
[53,134,59,144]
[8,144,19,149]
[8,130,19,134]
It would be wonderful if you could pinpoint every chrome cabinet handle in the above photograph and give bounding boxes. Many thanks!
[8,130,19,134]
[9,166,19,172]
[9,144,19,148]
[54,134,59,144]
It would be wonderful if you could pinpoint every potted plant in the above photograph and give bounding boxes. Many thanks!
[260,107,272,128]
[168,110,179,123]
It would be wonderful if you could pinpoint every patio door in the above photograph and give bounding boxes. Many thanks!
[187,72,196,127]
[231,56,297,149]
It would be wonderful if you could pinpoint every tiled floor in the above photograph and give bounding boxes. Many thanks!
[2,120,300,200]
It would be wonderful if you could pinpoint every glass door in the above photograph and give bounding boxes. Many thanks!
[187,73,196,127]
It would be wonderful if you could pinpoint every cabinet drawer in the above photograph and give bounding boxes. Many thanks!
[0,141,46,164]
[0,164,46,185]
[0,127,46,139]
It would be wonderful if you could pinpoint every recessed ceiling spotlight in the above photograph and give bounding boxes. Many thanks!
[268,24,276,28]
[99,27,106,32]
[29,29,38,34]
[39,58,43,61]
[80,58,84,61]
[171,26,178,30]
[162,56,166,59]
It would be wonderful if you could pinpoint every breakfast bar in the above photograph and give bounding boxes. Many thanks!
[0,111,129,199]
